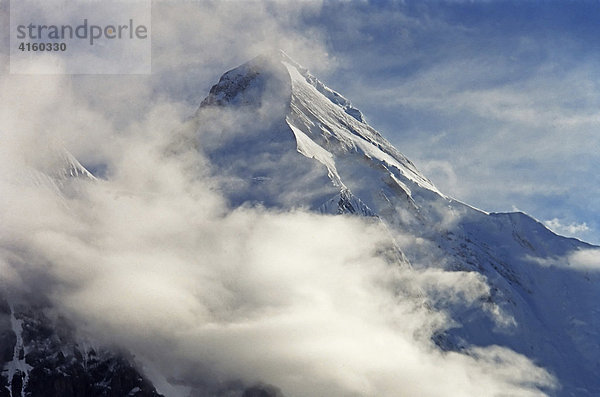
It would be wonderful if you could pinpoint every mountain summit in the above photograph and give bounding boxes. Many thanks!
[197,50,439,213]
[194,51,600,397]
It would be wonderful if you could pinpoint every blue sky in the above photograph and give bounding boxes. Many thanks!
[305,1,600,244]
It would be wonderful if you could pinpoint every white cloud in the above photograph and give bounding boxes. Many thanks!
[569,249,600,271]
[417,159,462,198]
[527,248,600,272]
[544,218,590,238]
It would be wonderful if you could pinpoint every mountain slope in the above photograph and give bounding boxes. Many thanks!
[195,50,600,397]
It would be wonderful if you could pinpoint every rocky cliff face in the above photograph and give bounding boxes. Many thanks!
[0,296,162,397]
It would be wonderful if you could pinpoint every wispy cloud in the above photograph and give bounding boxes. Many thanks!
[527,248,600,272]
[544,218,590,238]
[569,249,600,271]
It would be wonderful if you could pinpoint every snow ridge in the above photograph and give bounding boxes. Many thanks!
[279,54,441,196]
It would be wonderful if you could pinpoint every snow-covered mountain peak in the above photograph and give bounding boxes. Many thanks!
[193,54,600,396]
[200,50,292,108]
[49,149,96,182]
[201,49,364,121]
[280,55,440,194]
[199,50,441,202]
